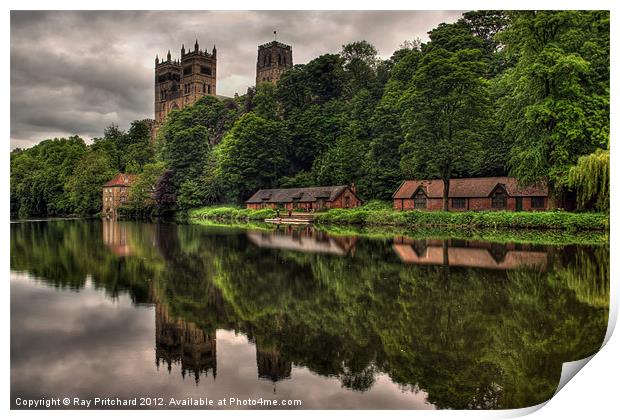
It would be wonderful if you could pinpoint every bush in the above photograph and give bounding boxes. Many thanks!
[314,209,608,231]
[189,206,276,222]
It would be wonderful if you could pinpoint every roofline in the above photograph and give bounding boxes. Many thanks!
[391,180,407,199]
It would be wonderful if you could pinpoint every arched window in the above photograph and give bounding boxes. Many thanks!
[413,190,427,209]
[278,54,282,65]
[491,186,507,209]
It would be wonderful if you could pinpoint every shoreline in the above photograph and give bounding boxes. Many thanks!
[188,206,609,232]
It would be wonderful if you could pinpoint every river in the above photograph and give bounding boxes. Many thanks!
[10,219,609,409]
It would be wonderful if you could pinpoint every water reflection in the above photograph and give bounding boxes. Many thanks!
[10,220,609,409]
[247,225,357,255]
[392,237,548,270]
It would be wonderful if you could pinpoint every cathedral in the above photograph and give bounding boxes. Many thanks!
[154,37,293,128]
[154,40,217,125]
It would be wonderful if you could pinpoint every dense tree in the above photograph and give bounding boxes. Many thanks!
[567,149,609,212]
[495,11,609,200]
[400,48,491,210]
[216,113,290,202]
[154,169,177,216]
[10,136,87,218]
[125,161,166,216]
[65,152,117,215]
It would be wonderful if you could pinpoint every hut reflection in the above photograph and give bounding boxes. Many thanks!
[247,226,357,256]
[393,237,548,270]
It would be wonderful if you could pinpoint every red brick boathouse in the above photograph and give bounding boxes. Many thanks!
[246,185,362,211]
[393,177,549,212]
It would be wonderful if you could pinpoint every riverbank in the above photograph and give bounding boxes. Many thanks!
[188,205,608,232]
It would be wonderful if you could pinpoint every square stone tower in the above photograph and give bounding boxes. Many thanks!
[154,40,217,127]
[256,40,293,85]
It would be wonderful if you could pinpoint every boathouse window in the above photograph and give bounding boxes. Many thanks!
[413,190,427,209]
[492,188,507,209]
[344,196,351,208]
[531,197,545,209]
[452,198,466,209]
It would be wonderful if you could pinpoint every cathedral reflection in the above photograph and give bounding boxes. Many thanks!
[155,302,217,384]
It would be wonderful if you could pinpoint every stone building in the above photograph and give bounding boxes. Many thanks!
[154,40,217,126]
[102,173,137,218]
[256,40,293,85]
[392,177,550,212]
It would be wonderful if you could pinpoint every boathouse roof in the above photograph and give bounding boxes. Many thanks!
[392,177,548,199]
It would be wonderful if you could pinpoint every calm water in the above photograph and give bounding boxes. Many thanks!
[10,220,609,409]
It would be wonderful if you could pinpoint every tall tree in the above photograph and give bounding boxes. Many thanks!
[65,151,117,216]
[216,113,290,203]
[496,11,609,200]
[400,48,491,210]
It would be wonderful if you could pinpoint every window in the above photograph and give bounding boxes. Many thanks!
[452,198,466,209]
[200,65,212,75]
[413,190,427,209]
[207,84,211,94]
[120,196,126,202]
[344,196,351,208]
[491,188,507,209]
[531,197,545,209]
[183,66,192,76]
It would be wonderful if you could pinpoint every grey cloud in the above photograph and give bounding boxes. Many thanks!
[11,10,463,148]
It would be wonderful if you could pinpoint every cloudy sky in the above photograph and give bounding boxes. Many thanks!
[10,10,463,149]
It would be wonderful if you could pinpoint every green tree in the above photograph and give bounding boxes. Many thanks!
[65,151,117,215]
[126,161,166,216]
[10,136,87,218]
[216,113,290,202]
[400,48,491,210]
[567,148,609,212]
[496,11,610,198]
[252,82,279,120]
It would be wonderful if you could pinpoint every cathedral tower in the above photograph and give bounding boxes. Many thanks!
[256,38,293,85]
[154,40,217,127]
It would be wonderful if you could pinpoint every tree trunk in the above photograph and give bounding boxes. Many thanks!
[442,176,450,211]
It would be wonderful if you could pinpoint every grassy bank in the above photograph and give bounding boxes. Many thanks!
[188,204,608,232]
[188,206,276,222]
[190,218,609,246]
[314,208,608,231]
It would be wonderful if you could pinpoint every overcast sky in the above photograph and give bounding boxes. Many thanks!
[10,10,463,149]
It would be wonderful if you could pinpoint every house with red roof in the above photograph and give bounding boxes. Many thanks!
[102,173,137,217]
[392,177,550,212]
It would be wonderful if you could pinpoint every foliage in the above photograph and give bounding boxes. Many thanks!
[10,136,87,218]
[567,148,609,212]
[65,151,117,216]
[154,169,177,216]
[496,11,610,193]
[314,208,608,231]
[189,206,276,222]
[216,113,290,203]
[124,161,166,217]
[399,48,492,210]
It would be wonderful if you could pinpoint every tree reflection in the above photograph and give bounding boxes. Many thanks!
[10,220,609,409]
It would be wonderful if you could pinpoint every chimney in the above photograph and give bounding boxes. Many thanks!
[350,182,356,194]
